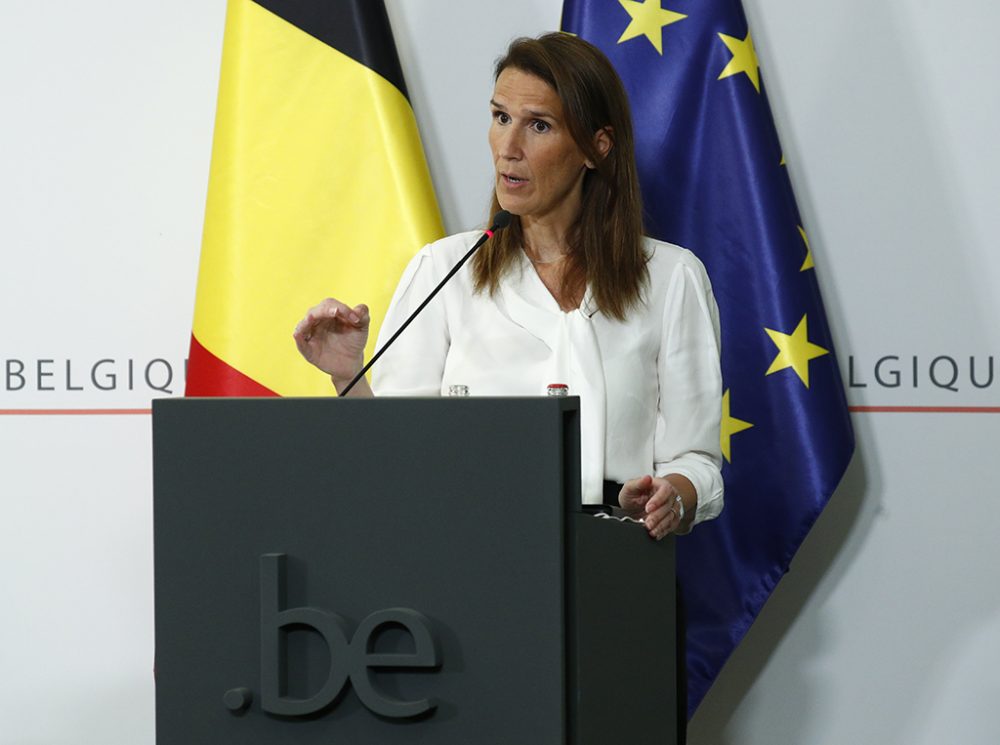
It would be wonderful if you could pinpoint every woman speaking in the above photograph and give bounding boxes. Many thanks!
[294,33,723,541]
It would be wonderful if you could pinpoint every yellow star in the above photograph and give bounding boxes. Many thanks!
[765,315,829,387]
[798,226,814,271]
[717,31,761,93]
[721,389,754,463]
[617,0,687,55]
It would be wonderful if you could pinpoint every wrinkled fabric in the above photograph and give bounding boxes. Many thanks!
[372,231,723,525]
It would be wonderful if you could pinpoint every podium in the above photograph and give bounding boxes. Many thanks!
[153,397,676,744]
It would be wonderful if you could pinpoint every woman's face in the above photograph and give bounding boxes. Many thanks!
[489,68,589,226]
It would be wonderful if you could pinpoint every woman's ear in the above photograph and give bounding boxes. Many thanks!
[588,126,614,168]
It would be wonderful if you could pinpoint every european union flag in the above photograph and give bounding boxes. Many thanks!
[562,0,855,716]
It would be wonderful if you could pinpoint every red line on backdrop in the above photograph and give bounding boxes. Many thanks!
[2,405,999,416]
[0,409,152,416]
[849,405,1000,413]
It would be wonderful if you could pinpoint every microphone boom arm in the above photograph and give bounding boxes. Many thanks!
[339,211,511,396]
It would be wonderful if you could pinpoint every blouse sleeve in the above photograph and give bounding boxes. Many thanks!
[370,244,450,397]
[654,252,724,527]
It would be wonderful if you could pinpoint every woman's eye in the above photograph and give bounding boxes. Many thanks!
[531,120,551,133]
[493,111,510,124]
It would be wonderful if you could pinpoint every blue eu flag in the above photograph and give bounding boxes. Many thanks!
[562,0,855,716]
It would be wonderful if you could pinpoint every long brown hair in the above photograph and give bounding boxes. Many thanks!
[473,33,647,321]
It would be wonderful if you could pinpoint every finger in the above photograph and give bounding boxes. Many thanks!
[662,509,680,538]
[294,309,319,336]
[646,478,682,515]
[293,313,318,343]
[644,481,670,513]
[320,300,372,330]
[293,317,320,349]
[315,297,355,321]
[313,306,354,334]
[653,516,675,540]
[352,303,370,326]
[312,310,336,338]
[647,506,678,540]
[295,307,338,347]
[646,497,679,528]
[644,502,666,530]
[620,490,650,511]
[618,474,653,504]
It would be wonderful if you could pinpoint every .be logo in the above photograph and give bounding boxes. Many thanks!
[224,553,441,719]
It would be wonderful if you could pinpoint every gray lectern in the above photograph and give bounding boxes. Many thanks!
[153,397,676,744]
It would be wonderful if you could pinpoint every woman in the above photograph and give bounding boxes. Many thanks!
[294,33,723,541]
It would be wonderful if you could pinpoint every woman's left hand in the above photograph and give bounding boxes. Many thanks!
[619,475,683,540]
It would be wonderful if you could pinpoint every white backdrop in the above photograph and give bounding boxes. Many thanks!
[2,1,998,742]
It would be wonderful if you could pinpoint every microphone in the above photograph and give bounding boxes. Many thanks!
[340,210,512,395]
[487,209,513,232]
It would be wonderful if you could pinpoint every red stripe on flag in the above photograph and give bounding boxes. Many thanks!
[850,405,1000,413]
[185,335,279,397]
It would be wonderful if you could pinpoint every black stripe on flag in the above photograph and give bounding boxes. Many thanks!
[252,0,409,98]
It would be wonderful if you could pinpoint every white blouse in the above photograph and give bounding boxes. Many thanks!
[372,231,724,526]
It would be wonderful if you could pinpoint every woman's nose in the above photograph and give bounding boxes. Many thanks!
[495,126,523,160]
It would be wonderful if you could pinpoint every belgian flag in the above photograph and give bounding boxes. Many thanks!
[186,0,443,396]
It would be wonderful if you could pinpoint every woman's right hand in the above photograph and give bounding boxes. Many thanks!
[293,298,370,388]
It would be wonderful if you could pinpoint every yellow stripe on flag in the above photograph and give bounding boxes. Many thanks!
[192,0,443,396]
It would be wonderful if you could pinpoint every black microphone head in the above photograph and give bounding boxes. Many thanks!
[491,210,513,231]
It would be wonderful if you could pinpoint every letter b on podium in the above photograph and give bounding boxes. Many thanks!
[258,553,440,719]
